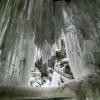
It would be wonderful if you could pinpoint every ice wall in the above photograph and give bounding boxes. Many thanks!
[0,0,35,85]
[0,0,100,100]
[62,0,100,78]
[0,0,64,85]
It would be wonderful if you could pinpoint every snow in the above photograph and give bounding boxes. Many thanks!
[42,80,51,87]
[62,58,69,62]
[42,71,61,87]
[50,71,61,87]
[30,56,72,87]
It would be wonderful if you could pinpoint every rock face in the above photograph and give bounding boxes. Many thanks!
[0,0,100,100]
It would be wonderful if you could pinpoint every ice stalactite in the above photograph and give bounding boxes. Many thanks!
[61,0,100,99]
[41,41,52,63]
[62,9,84,79]
[0,0,36,86]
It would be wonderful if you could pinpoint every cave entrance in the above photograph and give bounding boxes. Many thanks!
[30,37,74,87]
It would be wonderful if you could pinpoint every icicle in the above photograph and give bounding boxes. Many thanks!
[27,0,34,19]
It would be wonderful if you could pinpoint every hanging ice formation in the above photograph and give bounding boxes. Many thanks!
[0,0,100,100]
